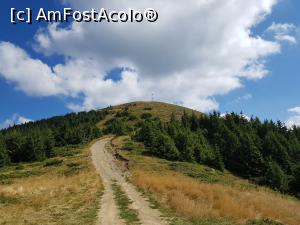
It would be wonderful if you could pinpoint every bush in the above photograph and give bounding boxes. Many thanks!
[265,161,289,192]
[116,109,130,118]
[155,133,180,160]
[0,150,10,167]
[105,119,132,135]
[128,114,138,121]
[140,113,152,120]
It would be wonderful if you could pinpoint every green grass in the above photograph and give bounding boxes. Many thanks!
[112,183,140,225]
[52,145,83,157]
[44,158,64,167]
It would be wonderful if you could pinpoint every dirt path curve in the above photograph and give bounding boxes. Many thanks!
[91,138,167,225]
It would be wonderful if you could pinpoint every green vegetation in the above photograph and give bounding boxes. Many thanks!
[101,102,300,198]
[0,110,106,166]
[1,101,300,198]
[112,183,140,225]
[1,101,299,225]
[104,118,133,135]
[113,136,300,225]
[134,111,300,197]
[44,158,63,167]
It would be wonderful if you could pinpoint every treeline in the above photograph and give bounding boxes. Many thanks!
[135,112,300,197]
[0,110,106,166]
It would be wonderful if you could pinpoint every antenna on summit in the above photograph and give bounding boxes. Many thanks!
[151,92,154,102]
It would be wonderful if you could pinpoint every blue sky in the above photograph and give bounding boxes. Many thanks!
[217,0,300,121]
[0,0,300,128]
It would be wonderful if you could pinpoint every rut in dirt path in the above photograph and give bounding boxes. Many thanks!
[91,138,168,225]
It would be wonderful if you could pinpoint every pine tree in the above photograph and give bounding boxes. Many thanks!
[0,136,10,167]
[175,131,195,162]
[155,133,180,160]
[265,160,289,192]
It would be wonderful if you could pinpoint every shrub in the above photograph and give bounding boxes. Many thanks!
[147,133,180,161]
[116,110,130,118]
[105,119,132,135]
[0,150,10,167]
[140,113,152,120]
[128,114,138,121]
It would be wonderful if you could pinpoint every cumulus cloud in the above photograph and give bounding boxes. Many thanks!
[0,42,64,96]
[286,107,300,128]
[267,22,299,44]
[288,107,300,114]
[0,114,33,130]
[0,0,284,112]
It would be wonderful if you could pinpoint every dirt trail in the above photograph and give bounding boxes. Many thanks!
[91,138,167,225]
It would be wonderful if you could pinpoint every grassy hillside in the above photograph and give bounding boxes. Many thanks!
[0,143,102,225]
[1,101,300,225]
[97,101,202,128]
[112,136,300,225]
[99,101,300,225]
[110,101,203,120]
[101,102,300,196]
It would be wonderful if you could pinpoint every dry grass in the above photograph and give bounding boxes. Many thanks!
[113,136,300,225]
[0,146,102,225]
[132,171,300,225]
[103,101,203,121]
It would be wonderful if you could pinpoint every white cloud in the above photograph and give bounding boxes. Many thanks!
[288,107,300,114]
[267,22,299,44]
[286,107,300,128]
[220,112,250,121]
[0,114,33,130]
[0,1,284,112]
[0,42,64,96]
[286,116,300,128]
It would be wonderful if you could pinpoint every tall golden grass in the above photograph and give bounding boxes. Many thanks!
[133,171,300,225]
[0,149,102,225]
